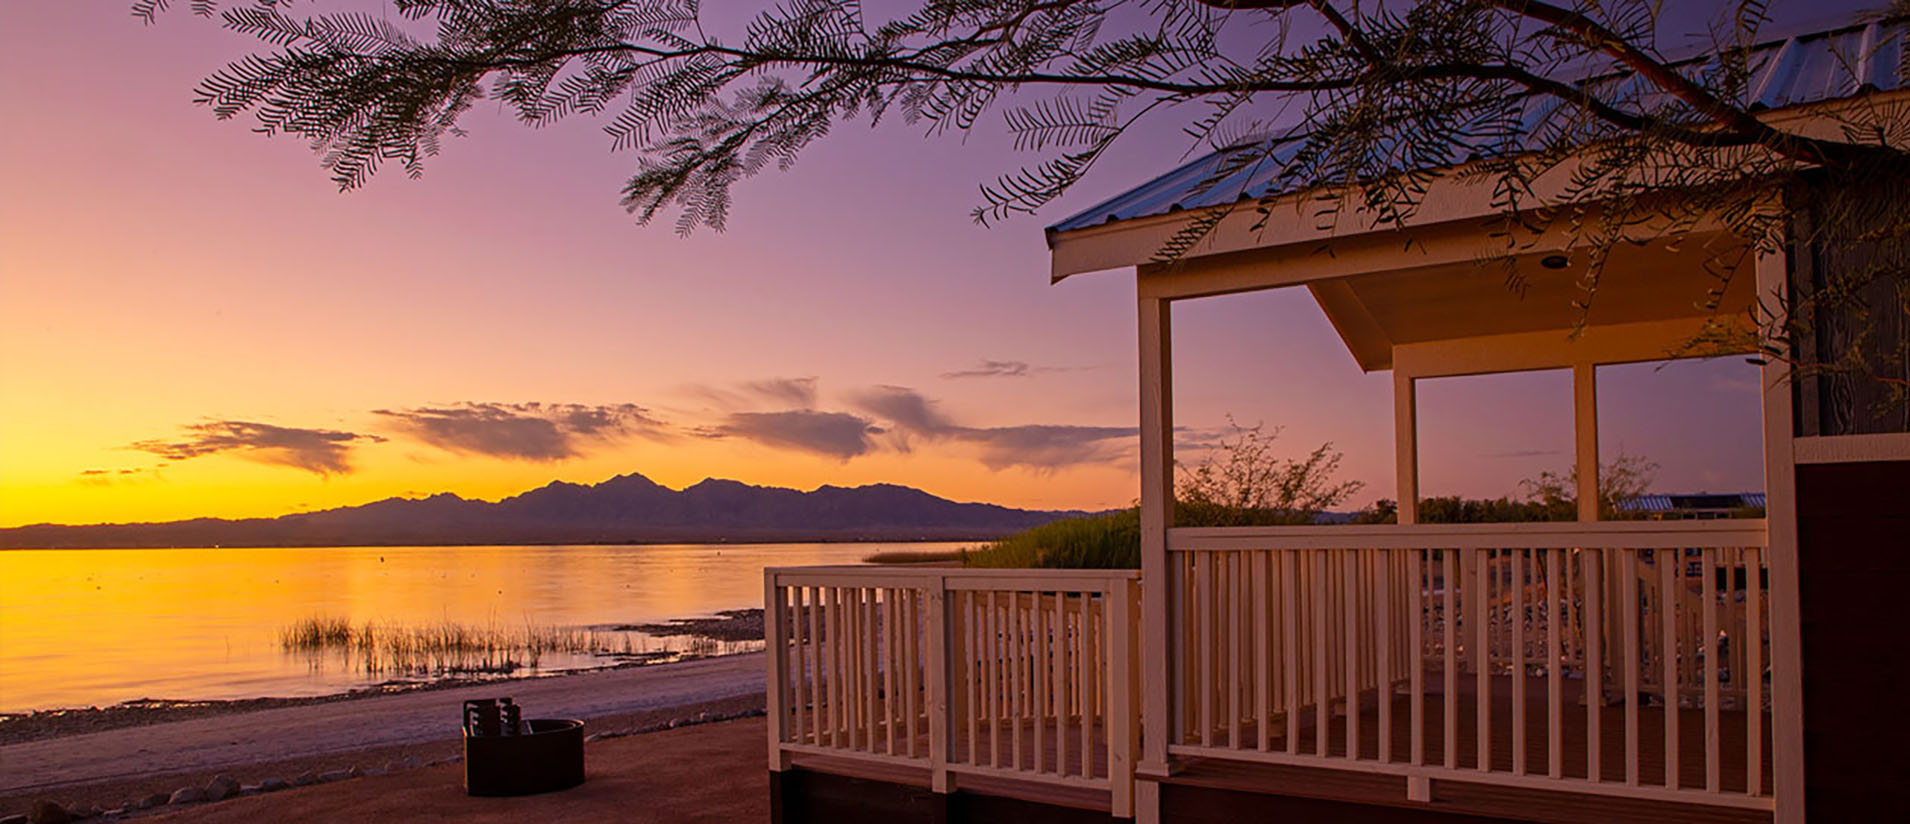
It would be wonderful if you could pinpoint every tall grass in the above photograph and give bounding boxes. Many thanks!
[963,509,1140,569]
[862,548,968,564]
[279,618,701,677]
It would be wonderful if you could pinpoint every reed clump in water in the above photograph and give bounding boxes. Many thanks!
[280,618,645,677]
[278,616,354,648]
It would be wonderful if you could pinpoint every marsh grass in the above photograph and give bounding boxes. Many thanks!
[862,548,968,564]
[963,509,1140,569]
[280,617,677,677]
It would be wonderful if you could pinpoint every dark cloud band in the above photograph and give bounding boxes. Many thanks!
[374,402,666,461]
[706,410,883,460]
[130,421,383,476]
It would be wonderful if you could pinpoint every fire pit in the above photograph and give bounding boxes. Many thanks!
[462,698,585,796]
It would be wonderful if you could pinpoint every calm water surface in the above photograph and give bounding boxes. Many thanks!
[0,542,954,713]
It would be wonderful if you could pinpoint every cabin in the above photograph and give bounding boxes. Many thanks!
[1616,494,1769,521]
[764,16,1908,824]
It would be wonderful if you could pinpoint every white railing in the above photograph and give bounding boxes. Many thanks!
[765,566,1141,816]
[1164,520,1774,811]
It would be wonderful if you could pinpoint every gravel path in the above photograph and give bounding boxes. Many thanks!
[0,652,765,796]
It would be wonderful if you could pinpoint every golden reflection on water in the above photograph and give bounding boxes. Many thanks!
[0,543,941,712]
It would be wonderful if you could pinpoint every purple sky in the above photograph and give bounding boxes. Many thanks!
[2,1,1857,526]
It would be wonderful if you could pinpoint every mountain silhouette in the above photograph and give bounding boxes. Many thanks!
[0,473,1096,549]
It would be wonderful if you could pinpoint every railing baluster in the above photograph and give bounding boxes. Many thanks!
[1409,549,1424,767]
[1378,548,1393,764]
[993,588,1008,772]
[818,586,830,748]
[886,588,899,757]
[907,588,921,758]
[1746,546,1763,797]
[1284,551,1300,755]
[1081,590,1096,778]
[827,587,842,747]
[1475,548,1491,773]
[1622,551,1640,786]
[1055,590,1068,775]
[1547,548,1563,779]
[846,586,858,749]
[1443,549,1457,769]
[1012,590,1025,771]
[925,577,950,792]
[864,588,878,752]
[1255,550,1271,752]
[1344,551,1358,759]
[1586,550,1603,783]
[1704,548,1721,793]
[963,591,978,765]
[1314,550,1330,757]
[1199,552,1215,748]
[1230,552,1244,750]
[1036,591,1050,773]
[1663,550,1680,790]
[1512,548,1526,776]
[794,585,809,747]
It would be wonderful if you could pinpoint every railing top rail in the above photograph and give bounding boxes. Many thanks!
[1168,519,1767,550]
[767,565,1139,589]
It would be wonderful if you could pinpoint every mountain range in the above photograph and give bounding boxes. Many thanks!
[0,473,1097,549]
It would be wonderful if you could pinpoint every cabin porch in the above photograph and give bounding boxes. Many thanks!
[765,516,1781,823]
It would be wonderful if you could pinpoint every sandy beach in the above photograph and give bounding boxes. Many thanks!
[0,654,767,820]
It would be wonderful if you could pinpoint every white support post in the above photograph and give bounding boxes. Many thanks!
[927,576,954,793]
[1756,244,1807,824]
[1138,294,1173,823]
[1394,368,1419,524]
[1108,578,1141,818]
[1573,363,1600,523]
[765,573,791,771]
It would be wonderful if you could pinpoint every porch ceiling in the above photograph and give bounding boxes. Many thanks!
[1311,232,1756,372]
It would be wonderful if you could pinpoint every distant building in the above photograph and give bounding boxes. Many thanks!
[1617,492,1768,519]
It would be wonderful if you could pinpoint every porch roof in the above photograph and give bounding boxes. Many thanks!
[1046,14,1905,240]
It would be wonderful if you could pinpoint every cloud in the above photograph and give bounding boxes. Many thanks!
[76,468,159,487]
[942,360,1033,379]
[706,410,884,460]
[681,377,820,411]
[849,386,1135,470]
[940,360,1089,379]
[375,402,666,461]
[130,421,383,476]
[849,385,955,435]
[947,424,1137,471]
[742,377,818,408]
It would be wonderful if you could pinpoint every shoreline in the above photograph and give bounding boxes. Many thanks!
[0,536,994,551]
[1,609,769,745]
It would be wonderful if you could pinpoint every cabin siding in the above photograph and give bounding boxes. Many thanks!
[1794,459,1910,821]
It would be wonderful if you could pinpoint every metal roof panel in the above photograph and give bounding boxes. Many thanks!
[1048,16,1907,238]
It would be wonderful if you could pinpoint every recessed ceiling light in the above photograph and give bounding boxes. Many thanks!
[1540,255,1570,270]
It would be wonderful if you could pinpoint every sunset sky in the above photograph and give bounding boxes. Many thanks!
[2,1,1841,529]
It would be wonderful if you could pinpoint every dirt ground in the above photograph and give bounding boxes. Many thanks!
[0,692,767,821]
[145,715,770,823]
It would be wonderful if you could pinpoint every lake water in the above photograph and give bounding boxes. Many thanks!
[0,542,957,714]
